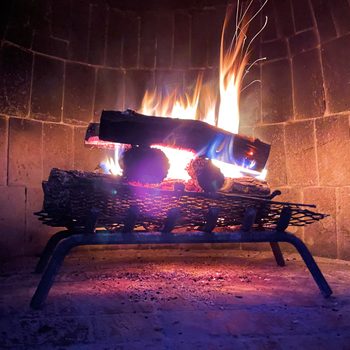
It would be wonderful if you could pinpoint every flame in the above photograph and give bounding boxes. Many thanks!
[102,1,268,182]
[218,5,249,134]
[151,145,195,180]
[99,145,124,176]
[141,74,203,120]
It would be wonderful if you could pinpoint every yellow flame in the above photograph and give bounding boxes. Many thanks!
[140,74,203,120]
[100,146,123,176]
[102,2,268,182]
[151,145,195,180]
[218,5,250,134]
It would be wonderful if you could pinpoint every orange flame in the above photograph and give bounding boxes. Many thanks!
[103,1,268,182]
[218,5,249,134]
[140,74,203,120]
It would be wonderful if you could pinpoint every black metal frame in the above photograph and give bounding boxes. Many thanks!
[30,207,333,309]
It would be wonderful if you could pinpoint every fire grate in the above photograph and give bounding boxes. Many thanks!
[30,168,332,309]
[35,168,327,231]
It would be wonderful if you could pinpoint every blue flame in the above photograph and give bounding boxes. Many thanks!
[203,133,257,171]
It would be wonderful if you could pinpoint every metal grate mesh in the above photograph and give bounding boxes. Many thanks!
[35,169,328,230]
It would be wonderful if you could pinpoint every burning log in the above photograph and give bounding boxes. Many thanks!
[95,110,270,172]
[186,157,225,193]
[186,157,270,195]
[120,146,170,184]
[85,123,119,150]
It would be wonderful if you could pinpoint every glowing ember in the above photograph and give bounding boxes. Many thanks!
[102,1,268,182]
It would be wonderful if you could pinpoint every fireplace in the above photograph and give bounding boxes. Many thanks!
[0,0,350,261]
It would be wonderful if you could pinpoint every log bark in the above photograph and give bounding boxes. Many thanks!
[220,177,270,196]
[186,157,225,193]
[120,146,170,184]
[95,110,270,172]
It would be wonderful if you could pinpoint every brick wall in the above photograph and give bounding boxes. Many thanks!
[0,0,349,260]
[243,0,350,260]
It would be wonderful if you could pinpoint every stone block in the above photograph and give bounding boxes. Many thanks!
[261,39,288,61]
[274,186,304,239]
[0,1,13,40]
[63,62,95,125]
[289,30,319,57]
[321,34,350,114]
[261,59,293,123]
[238,126,254,138]
[244,1,264,63]
[25,187,57,256]
[52,0,71,40]
[292,49,325,119]
[68,0,89,62]
[311,0,337,42]
[88,3,107,65]
[156,12,173,69]
[5,0,33,48]
[191,10,208,68]
[0,45,32,117]
[261,1,278,42]
[273,0,294,37]
[315,115,350,186]
[285,120,318,186]
[32,33,68,58]
[206,7,225,67]
[125,70,154,111]
[30,0,51,36]
[106,9,123,68]
[0,116,8,186]
[173,11,190,68]
[329,0,350,36]
[254,124,287,187]
[304,187,337,258]
[139,12,157,68]
[0,186,25,258]
[337,187,350,260]
[239,65,261,127]
[156,70,184,95]
[8,118,42,187]
[94,68,124,120]
[276,186,303,203]
[184,68,213,88]
[43,123,74,179]
[122,12,139,68]
[73,126,110,172]
[291,0,314,32]
[31,55,64,122]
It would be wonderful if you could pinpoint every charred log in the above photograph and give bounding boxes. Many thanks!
[97,110,270,172]
[186,157,225,193]
[120,146,170,184]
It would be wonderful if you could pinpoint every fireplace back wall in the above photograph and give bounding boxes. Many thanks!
[0,0,349,259]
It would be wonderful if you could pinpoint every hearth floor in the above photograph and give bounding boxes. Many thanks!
[1,247,350,349]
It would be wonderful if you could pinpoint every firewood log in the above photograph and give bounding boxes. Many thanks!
[97,109,270,172]
[186,157,225,193]
[120,146,170,184]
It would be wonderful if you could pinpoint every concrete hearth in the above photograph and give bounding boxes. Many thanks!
[1,248,349,349]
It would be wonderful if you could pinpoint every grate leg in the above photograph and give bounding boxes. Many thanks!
[282,233,333,298]
[270,242,285,267]
[34,230,73,274]
[30,236,78,309]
